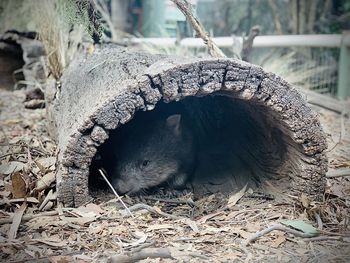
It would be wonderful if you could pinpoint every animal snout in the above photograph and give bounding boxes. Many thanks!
[112,177,135,195]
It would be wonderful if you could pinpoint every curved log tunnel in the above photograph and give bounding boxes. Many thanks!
[51,45,328,207]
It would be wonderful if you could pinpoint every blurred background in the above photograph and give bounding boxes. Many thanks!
[0,0,349,98]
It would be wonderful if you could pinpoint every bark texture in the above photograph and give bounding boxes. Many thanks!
[50,45,327,207]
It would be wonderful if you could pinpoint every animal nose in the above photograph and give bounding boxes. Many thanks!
[113,179,133,195]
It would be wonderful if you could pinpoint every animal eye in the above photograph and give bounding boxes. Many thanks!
[142,160,150,167]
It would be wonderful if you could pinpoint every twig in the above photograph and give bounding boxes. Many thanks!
[241,25,261,61]
[132,240,156,252]
[171,0,226,58]
[326,110,347,153]
[143,196,196,207]
[319,229,350,237]
[0,210,58,225]
[244,223,317,246]
[314,212,323,230]
[124,203,182,220]
[111,247,209,263]
[98,169,134,218]
[304,236,347,242]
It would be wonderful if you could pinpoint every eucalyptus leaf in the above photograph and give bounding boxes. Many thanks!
[281,220,319,235]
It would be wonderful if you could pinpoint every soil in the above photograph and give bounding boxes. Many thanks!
[0,88,349,262]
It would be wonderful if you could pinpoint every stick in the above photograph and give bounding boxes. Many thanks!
[171,0,226,58]
[241,25,261,61]
[244,224,317,246]
[111,247,209,263]
[144,196,196,207]
[304,236,346,242]
[98,169,134,218]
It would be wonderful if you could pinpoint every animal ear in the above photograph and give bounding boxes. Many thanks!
[166,114,181,137]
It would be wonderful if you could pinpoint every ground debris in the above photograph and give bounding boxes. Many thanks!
[0,89,349,262]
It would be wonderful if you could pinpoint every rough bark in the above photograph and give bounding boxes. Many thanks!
[49,45,328,207]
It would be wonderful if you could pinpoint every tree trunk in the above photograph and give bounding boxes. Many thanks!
[268,0,283,34]
[48,45,328,207]
[307,0,318,33]
[298,0,306,34]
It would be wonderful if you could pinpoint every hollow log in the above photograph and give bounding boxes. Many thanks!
[50,45,327,207]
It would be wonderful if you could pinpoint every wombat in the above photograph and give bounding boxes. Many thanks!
[108,110,196,195]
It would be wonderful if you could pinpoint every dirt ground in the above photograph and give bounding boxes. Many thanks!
[0,88,349,262]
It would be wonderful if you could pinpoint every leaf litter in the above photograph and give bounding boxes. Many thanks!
[0,88,349,262]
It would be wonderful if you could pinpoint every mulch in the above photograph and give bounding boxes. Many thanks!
[0,88,349,262]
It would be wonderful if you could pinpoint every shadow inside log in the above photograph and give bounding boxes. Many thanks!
[90,94,289,198]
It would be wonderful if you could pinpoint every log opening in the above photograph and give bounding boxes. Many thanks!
[90,95,290,197]
[52,45,327,207]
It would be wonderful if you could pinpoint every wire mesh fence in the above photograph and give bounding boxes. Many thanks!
[251,47,340,96]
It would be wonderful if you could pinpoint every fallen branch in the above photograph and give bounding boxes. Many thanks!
[171,0,226,58]
[244,223,317,246]
[111,247,209,263]
[304,236,348,242]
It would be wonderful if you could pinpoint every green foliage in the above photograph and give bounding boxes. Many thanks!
[281,220,319,236]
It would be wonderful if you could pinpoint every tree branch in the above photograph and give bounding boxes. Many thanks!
[171,0,227,58]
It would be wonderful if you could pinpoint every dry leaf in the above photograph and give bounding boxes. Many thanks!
[227,184,247,208]
[33,237,67,247]
[26,217,62,230]
[39,189,56,211]
[326,181,348,198]
[197,211,224,224]
[0,161,25,175]
[182,218,199,233]
[244,222,262,233]
[35,157,56,172]
[238,229,252,239]
[77,203,104,215]
[146,224,174,231]
[271,234,286,248]
[8,202,27,240]
[128,232,148,247]
[0,190,11,198]
[62,216,96,226]
[35,172,56,195]
[88,224,105,235]
[300,193,310,208]
[201,226,230,235]
[11,172,27,198]
[48,255,72,263]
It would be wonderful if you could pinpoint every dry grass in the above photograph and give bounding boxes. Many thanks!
[0,0,84,80]
[32,0,84,79]
[261,50,337,92]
